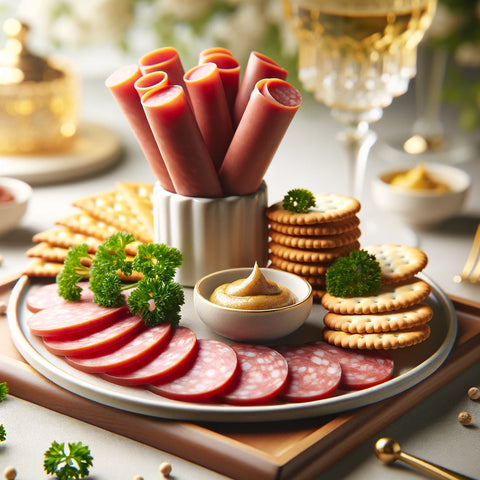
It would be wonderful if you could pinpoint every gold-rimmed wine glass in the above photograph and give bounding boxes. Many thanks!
[282,0,438,201]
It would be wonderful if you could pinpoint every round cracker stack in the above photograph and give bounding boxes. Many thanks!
[266,194,362,301]
[321,244,432,350]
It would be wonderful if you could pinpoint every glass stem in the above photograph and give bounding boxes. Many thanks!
[336,121,377,201]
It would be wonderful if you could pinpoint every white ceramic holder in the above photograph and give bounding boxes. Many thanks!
[153,181,268,287]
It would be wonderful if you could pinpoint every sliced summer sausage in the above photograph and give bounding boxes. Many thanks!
[312,341,394,390]
[25,281,93,313]
[43,314,144,356]
[149,339,238,401]
[27,301,128,337]
[65,324,171,373]
[221,344,288,405]
[102,327,198,386]
[276,344,342,402]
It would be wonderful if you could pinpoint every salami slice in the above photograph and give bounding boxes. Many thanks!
[26,282,93,313]
[27,301,128,337]
[312,341,394,390]
[276,344,341,402]
[221,344,288,405]
[149,339,238,401]
[43,315,144,356]
[66,324,171,373]
[103,327,198,386]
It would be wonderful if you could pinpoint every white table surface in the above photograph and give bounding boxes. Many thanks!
[0,75,479,479]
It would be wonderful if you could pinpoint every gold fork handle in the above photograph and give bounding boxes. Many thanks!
[399,452,476,480]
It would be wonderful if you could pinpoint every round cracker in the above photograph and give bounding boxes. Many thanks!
[364,244,428,285]
[270,228,361,250]
[266,194,361,225]
[269,254,331,275]
[323,304,433,333]
[321,277,431,315]
[269,241,360,263]
[268,216,360,236]
[323,324,431,350]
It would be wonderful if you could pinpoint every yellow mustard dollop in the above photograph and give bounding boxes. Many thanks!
[210,263,297,310]
[389,162,451,193]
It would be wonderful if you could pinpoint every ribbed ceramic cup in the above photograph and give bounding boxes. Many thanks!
[153,181,268,286]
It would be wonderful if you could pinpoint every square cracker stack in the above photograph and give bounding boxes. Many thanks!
[24,182,154,280]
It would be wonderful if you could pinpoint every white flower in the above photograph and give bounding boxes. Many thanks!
[17,0,135,47]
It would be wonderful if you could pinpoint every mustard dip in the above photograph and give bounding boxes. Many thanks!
[210,263,297,310]
[389,163,451,193]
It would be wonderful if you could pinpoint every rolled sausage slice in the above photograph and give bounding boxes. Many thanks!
[233,51,288,126]
[219,78,301,196]
[199,53,240,119]
[134,71,169,97]
[149,339,238,401]
[312,341,394,390]
[184,63,234,171]
[66,323,171,373]
[142,85,224,198]
[198,47,233,63]
[221,344,288,405]
[43,315,144,356]
[105,64,175,192]
[276,344,341,402]
[102,326,197,386]
[138,47,186,88]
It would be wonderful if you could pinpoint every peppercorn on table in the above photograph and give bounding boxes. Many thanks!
[1,74,479,480]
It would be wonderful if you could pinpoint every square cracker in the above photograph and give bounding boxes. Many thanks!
[72,190,153,243]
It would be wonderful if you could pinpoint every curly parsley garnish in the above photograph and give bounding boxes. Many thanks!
[282,188,316,213]
[56,232,184,327]
[326,250,381,297]
[44,441,93,480]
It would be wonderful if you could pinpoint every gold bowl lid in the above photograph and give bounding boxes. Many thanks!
[0,18,64,85]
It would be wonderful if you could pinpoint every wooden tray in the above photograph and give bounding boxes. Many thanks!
[1,282,479,480]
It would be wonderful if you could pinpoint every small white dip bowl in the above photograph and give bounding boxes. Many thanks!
[372,163,471,228]
[0,177,32,237]
[194,267,313,342]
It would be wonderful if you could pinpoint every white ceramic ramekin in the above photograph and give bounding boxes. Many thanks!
[153,181,268,286]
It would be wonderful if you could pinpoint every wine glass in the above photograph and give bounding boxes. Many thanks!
[282,0,438,204]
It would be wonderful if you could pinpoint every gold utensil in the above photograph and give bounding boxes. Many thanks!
[454,224,480,284]
[375,437,476,480]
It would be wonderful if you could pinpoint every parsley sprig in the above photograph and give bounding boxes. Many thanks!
[282,188,316,213]
[57,232,185,327]
[326,250,381,297]
[43,441,93,480]
[0,381,7,442]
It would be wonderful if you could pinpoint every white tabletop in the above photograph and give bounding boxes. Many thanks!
[0,76,479,479]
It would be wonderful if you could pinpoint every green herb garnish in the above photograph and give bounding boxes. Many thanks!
[44,441,93,480]
[0,424,5,442]
[0,382,7,401]
[57,232,184,327]
[282,188,316,213]
[326,250,381,297]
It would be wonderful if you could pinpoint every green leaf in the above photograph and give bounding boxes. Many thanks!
[326,250,381,297]
[43,441,93,480]
[282,189,316,213]
[0,424,5,442]
[56,244,92,301]
[0,382,8,401]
